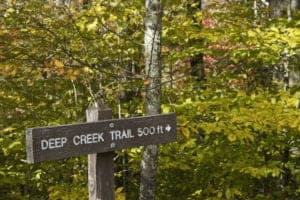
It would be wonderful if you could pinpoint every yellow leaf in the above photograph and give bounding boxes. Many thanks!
[115,187,125,200]
[185,98,192,104]
[182,127,190,138]
[53,60,64,68]
[3,127,16,133]
[144,79,150,86]
[66,69,80,80]
[82,67,93,73]
[228,134,237,142]
[162,105,170,113]
[109,14,118,22]
[86,18,99,32]
[94,5,107,14]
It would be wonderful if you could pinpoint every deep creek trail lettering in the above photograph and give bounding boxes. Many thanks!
[39,124,172,150]
[26,113,176,163]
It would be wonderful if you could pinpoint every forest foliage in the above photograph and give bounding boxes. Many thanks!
[1,0,300,199]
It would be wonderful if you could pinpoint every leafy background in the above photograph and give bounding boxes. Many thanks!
[0,0,300,199]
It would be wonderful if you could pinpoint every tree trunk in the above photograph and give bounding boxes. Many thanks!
[139,0,162,200]
[282,49,290,91]
[268,0,300,20]
[281,146,291,198]
[201,0,208,10]
[55,0,64,6]
[190,0,206,83]
[269,0,282,18]
[253,0,258,20]
[268,0,291,18]
[291,0,300,10]
[191,55,205,82]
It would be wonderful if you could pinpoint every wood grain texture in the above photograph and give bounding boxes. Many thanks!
[87,103,114,200]
[26,129,33,163]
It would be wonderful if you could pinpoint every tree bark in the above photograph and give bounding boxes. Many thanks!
[291,0,300,10]
[54,0,64,6]
[281,146,291,198]
[139,0,162,200]
[190,0,206,83]
[268,0,290,18]
[201,0,208,10]
[269,0,281,18]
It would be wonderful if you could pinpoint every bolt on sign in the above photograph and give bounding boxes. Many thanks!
[26,113,176,163]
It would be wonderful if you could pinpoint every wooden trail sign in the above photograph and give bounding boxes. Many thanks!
[26,103,177,200]
[26,112,176,163]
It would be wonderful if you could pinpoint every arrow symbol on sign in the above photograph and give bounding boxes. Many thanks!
[165,124,171,132]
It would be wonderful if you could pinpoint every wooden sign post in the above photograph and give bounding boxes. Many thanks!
[86,103,114,200]
[26,103,176,200]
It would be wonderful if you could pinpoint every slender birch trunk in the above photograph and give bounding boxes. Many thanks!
[291,0,300,10]
[253,0,258,21]
[282,49,290,91]
[287,0,292,21]
[201,0,208,10]
[139,0,162,200]
[269,0,283,18]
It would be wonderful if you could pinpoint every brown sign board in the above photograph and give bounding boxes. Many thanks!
[26,113,176,163]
